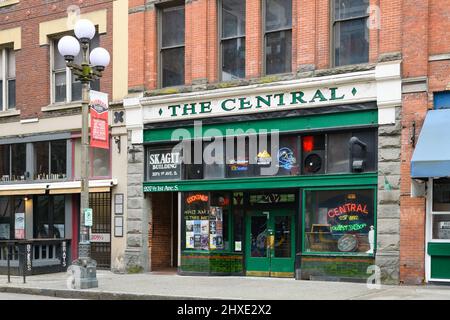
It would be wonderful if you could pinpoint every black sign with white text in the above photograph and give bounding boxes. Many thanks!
[147,147,181,181]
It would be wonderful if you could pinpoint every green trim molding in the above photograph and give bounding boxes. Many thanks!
[428,242,450,256]
[143,172,378,193]
[144,109,378,143]
[428,243,450,279]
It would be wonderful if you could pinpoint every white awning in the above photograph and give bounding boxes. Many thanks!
[0,179,118,196]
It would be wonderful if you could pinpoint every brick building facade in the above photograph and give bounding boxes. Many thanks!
[400,0,450,285]
[0,0,129,273]
[124,0,404,283]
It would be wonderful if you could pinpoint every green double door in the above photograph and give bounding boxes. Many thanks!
[245,209,296,277]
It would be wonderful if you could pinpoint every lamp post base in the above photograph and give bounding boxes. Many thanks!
[70,242,98,289]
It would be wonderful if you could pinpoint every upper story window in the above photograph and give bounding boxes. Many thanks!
[0,140,69,183]
[160,5,185,88]
[0,48,16,111]
[34,140,67,180]
[52,34,100,104]
[220,0,246,80]
[73,138,111,179]
[0,143,26,182]
[333,0,369,67]
[264,0,292,75]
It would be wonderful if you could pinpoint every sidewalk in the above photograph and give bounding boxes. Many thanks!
[0,271,449,300]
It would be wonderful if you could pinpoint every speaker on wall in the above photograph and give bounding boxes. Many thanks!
[186,164,204,180]
[303,150,325,174]
[301,135,325,175]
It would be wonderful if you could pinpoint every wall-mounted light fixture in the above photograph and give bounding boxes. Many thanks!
[114,136,121,154]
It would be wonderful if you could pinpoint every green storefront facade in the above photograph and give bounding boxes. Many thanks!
[143,101,380,281]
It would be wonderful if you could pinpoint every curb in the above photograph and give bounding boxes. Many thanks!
[0,286,219,300]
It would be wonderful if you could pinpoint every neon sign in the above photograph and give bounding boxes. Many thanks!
[327,203,368,218]
[186,194,209,204]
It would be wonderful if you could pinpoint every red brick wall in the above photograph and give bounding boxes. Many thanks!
[245,0,262,78]
[130,0,403,91]
[400,0,450,284]
[399,0,429,285]
[0,0,114,120]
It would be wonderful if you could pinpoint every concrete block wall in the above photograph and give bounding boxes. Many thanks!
[376,107,402,284]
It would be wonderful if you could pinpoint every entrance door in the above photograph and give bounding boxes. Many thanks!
[245,210,295,277]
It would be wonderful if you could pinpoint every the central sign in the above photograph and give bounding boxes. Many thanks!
[143,82,376,123]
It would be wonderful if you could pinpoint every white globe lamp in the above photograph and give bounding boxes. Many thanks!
[57,35,80,62]
[74,19,96,43]
[90,47,110,71]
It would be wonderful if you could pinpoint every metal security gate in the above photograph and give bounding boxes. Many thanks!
[89,193,111,269]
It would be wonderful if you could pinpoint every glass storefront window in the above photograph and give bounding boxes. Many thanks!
[210,192,230,250]
[34,195,65,239]
[183,192,233,251]
[183,192,210,250]
[304,189,375,254]
[144,130,377,182]
[0,197,11,239]
[274,136,299,176]
[10,144,26,181]
[432,214,450,240]
[431,179,450,240]
[433,179,450,212]
[50,140,67,179]
[92,147,111,178]
[327,132,351,173]
[0,196,25,240]
[34,140,68,180]
[0,144,10,181]
[34,141,49,180]
[204,140,225,179]
[226,136,257,178]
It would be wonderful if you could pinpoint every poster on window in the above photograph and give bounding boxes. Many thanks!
[185,220,194,249]
[209,206,224,250]
[90,90,109,150]
[14,212,25,240]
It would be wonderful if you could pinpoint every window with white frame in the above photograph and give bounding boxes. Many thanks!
[0,48,16,111]
[51,34,100,104]
[431,179,450,240]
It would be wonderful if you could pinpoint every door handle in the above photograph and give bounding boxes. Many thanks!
[269,235,275,250]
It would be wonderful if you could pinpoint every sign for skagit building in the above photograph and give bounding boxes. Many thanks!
[143,82,376,123]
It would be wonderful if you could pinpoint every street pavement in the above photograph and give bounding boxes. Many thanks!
[0,271,449,300]
[0,292,71,300]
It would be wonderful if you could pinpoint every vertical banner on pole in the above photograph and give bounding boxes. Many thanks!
[90,90,109,149]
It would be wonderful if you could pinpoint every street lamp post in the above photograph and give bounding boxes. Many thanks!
[58,19,110,289]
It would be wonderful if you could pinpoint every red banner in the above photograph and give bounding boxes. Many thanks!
[90,90,109,149]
